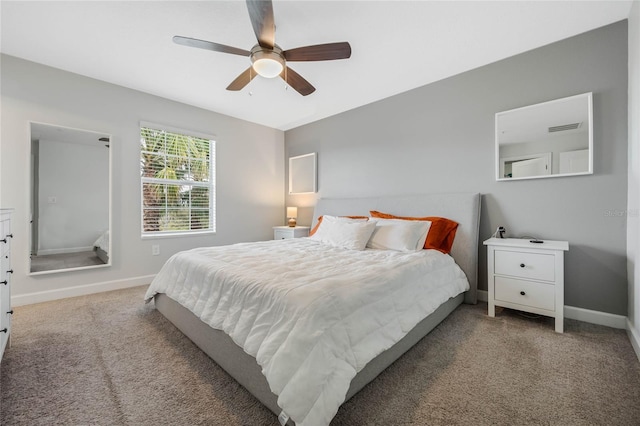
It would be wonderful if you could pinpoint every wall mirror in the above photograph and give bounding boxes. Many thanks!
[29,122,111,274]
[495,92,593,181]
[289,152,317,194]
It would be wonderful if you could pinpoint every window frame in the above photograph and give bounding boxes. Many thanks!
[140,121,216,238]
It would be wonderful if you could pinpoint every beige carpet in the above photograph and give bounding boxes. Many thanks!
[1,286,639,425]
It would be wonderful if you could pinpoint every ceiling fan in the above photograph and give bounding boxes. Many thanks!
[173,0,351,96]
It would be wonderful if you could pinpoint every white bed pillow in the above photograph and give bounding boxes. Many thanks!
[310,215,377,250]
[367,218,432,251]
[310,215,368,239]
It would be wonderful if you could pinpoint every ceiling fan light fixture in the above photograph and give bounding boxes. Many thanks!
[253,58,283,78]
[251,46,284,78]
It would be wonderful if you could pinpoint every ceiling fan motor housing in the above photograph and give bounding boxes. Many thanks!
[250,44,285,78]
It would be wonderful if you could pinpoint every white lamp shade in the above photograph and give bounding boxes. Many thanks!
[286,207,298,218]
[253,58,283,78]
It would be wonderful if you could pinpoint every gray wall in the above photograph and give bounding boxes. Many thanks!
[627,1,640,349]
[285,21,629,315]
[1,54,284,300]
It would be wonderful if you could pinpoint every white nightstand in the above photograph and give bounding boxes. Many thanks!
[273,226,310,240]
[484,237,569,333]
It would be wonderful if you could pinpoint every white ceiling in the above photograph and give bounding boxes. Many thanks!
[0,1,633,131]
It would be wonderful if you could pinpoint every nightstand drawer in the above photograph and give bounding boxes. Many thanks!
[494,250,555,282]
[494,276,555,311]
[273,227,309,240]
[274,229,291,240]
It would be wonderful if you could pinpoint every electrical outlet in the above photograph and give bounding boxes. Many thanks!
[152,244,160,256]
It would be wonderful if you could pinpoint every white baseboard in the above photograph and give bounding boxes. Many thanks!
[11,275,155,306]
[476,290,627,329]
[627,319,640,362]
[564,305,627,329]
[37,246,93,255]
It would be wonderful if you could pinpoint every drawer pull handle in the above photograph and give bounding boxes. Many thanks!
[520,291,526,296]
[0,328,7,334]
[7,310,13,315]
[520,263,525,268]
[7,269,13,274]
[0,280,6,285]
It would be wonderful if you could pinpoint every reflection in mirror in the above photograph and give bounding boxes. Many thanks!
[30,123,111,274]
[496,92,593,181]
[289,153,317,194]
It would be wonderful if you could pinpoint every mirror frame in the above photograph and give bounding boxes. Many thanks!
[495,92,593,181]
[28,122,112,275]
[289,152,317,194]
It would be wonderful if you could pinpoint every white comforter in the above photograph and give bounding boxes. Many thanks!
[144,238,469,426]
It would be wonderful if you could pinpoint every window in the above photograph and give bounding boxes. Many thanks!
[140,124,215,236]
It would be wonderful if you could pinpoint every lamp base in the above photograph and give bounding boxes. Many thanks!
[288,218,297,227]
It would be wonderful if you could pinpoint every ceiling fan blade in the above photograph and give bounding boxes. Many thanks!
[246,0,275,49]
[226,67,257,91]
[173,36,250,57]
[283,42,352,62]
[281,67,315,96]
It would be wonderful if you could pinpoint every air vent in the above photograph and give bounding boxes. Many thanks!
[548,122,582,133]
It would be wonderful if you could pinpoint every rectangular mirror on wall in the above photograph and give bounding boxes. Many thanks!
[495,92,593,181]
[29,122,111,274]
[289,152,317,194]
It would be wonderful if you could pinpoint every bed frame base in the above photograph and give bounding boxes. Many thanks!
[154,292,464,424]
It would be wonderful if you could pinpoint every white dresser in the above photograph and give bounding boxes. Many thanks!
[273,226,310,240]
[484,237,569,333]
[0,209,13,362]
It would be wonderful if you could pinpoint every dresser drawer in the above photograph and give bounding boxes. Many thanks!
[494,276,555,311]
[494,250,555,282]
[1,252,9,281]
[0,219,9,256]
[0,274,9,327]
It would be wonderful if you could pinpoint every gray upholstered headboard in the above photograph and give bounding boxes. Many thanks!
[312,192,481,304]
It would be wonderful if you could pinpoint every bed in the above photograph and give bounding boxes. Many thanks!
[145,192,480,426]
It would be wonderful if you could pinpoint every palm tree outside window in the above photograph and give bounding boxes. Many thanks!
[140,124,215,235]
